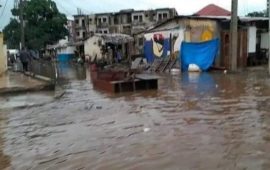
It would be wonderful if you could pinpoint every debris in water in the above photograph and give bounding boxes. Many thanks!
[85,104,94,110]
[144,128,150,132]
[254,86,261,90]
[96,106,102,110]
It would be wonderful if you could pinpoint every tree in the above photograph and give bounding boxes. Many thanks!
[246,10,267,17]
[3,19,21,49]
[3,0,68,50]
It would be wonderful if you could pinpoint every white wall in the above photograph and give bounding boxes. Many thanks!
[0,33,7,75]
[57,46,75,55]
[248,26,257,53]
[84,36,102,60]
[54,38,75,55]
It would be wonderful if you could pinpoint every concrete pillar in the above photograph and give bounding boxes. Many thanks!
[0,33,8,75]
[230,0,238,71]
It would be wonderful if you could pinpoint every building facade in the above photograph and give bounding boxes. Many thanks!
[73,8,178,41]
[67,20,76,43]
[136,15,268,68]
[0,33,7,75]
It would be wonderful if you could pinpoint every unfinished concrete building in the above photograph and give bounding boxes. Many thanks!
[73,8,178,41]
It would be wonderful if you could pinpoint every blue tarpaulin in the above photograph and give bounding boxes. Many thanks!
[180,39,219,71]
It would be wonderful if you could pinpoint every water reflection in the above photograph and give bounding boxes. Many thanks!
[56,63,86,82]
[181,72,217,97]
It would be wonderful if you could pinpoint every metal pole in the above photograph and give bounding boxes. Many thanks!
[268,0,270,75]
[230,0,238,71]
[19,0,25,49]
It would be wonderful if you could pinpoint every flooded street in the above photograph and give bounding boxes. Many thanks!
[1,65,270,170]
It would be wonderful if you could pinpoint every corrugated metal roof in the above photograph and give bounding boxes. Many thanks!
[93,33,134,44]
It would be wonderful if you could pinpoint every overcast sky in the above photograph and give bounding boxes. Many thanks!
[0,0,267,30]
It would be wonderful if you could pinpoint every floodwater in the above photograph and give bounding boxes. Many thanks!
[1,64,270,170]
[0,91,56,110]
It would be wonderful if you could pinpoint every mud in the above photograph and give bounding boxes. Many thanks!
[1,66,270,170]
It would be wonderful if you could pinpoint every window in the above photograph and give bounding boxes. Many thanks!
[139,15,143,22]
[98,40,102,46]
[127,16,132,23]
[104,30,108,34]
[89,18,92,23]
[76,32,80,37]
[103,18,107,23]
[145,14,148,17]
[163,13,168,19]
[98,18,102,24]
[139,38,144,46]
[134,15,139,21]
[114,17,118,24]
[83,32,86,38]
[158,14,162,20]
[82,19,85,26]
[75,19,79,24]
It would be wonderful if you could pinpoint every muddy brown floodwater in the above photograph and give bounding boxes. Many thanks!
[1,67,270,170]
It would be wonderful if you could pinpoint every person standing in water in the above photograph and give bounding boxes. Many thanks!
[19,47,31,72]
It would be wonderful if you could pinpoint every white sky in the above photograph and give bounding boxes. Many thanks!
[0,0,267,30]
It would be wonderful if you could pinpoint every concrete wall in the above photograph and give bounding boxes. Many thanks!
[84,36,102,61]
[131,12,145,23]
[0,33,7,75]
[149,18,218,42]
[156,10,170,21]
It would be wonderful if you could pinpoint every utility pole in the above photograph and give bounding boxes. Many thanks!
[230,0,238,71]
[19,0,25,49]
[268,0,270,75]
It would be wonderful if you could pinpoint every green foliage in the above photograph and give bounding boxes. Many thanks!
[4,0,68,49]
[3,19,20,49]
[246,10,267,17]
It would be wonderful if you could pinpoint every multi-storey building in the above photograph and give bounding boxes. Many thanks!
[73,8,178,41]
[74,15,89,41]
[66,20,76,43]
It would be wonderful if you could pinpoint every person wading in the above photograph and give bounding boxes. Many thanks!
[19,48,31,72]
